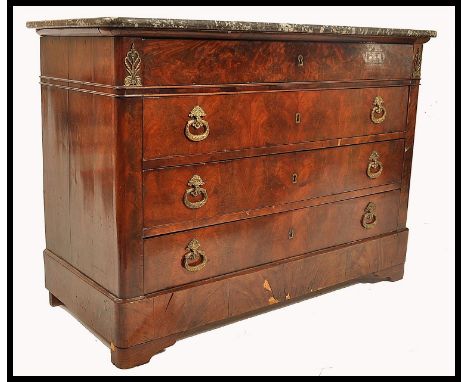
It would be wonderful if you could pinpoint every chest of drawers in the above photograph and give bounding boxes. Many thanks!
[27,17,436,368]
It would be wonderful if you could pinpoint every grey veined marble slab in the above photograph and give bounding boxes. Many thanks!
[26,17,437,38]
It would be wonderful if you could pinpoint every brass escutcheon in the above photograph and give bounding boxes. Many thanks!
[297,54,304,67]
[370,96,387,124]
[288,228,295,240]
[295,113,301,124]
[367,151,383,179]
[185,105,210,142]
[292,173,298,183]
[183,175,208,209]
[183,239,207,272]
[361,202,377,229]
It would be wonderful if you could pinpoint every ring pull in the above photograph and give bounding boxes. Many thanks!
[185,105,210,142]
[361,202,377,229]
[183,239,207,272]
[367,151,383,179]
[370,96,387,124]
[183,175,208,209]
[297,54,304,67]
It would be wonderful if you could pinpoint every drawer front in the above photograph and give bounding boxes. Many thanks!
[141,40,413,85]
[143,87,408,161]
[143,140,404,229]
[144,190,400,293]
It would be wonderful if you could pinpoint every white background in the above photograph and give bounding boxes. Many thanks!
[12,6,456,376]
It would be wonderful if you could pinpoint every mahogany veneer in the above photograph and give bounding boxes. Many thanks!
[143,140,404,229]
[28,18,435,368]
[143,87,408,162]
[140,39,414,85]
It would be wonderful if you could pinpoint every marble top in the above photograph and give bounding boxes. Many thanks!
[26,17,437,38]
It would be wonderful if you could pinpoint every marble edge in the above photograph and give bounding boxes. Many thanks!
[26,17,437,38]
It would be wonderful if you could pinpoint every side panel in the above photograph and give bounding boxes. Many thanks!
[68,91,119,294]
[41,85,71,260]
[40,36,144,297]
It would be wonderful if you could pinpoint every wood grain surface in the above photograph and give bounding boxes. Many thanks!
[35,29,431,368]
[143,140,405,229]
[44,229,408,368]
[144,190,401,292]
[142,39,414,85]
[143,86,409,161]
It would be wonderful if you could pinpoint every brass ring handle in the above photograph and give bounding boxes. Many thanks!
[367,151,383,179]
[185,105,209,142]
[183,239,207,272]
[361,202,377,229]
[183,175,208,209]
[370,96,387,124]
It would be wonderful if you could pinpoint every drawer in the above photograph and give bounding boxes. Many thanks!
[143,87,408,161]
[143,139,404,229]
[141,40,413,85]
[144,189,400,293]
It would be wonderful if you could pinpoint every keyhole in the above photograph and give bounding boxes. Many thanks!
[297,54,304,67]
[295,113,301,124]
[292,173,298,184]
[288,228,295,240]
